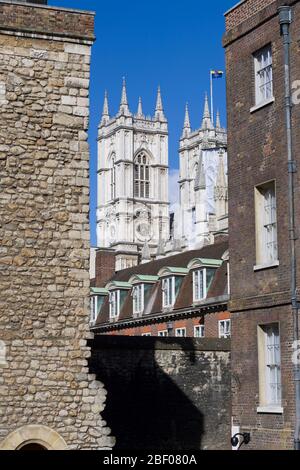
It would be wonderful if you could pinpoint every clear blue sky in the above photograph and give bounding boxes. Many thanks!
[49,0,235,246]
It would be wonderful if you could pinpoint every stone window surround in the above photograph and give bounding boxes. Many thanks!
[257,322,282,413]
[254,179,278,268]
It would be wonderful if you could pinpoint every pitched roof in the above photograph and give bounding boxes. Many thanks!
[93,241,229,329]
[108,241,228,283]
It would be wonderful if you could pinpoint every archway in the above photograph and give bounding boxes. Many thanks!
[18,443,47,451]
[0,425,68,450]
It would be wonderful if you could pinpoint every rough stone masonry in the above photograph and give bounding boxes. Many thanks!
[0,1,114,450]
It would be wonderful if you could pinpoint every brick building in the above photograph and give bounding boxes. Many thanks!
[91,241,230,338]
[224,0,300,450]
[0,0,113,450]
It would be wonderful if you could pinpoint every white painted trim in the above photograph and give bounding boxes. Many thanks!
[257,406,283,414]
[158,330,168,337]
[175,328,186,337]
[254,260,279,272]
[219,319,231,339]
[250,97,275,114]
[194,325,205,338]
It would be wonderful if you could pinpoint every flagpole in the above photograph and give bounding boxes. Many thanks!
[210,71,214,126]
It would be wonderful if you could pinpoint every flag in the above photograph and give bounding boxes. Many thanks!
[211,70,224,79]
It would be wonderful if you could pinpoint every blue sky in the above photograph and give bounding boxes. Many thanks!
[49,0,235,246]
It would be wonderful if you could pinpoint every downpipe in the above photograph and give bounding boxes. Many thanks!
[278,5,300,451]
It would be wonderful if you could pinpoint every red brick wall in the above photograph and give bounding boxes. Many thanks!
[95,250,116,287]
[0,2,95,40]
[225,0,275,31]
[205,311,230,338]
[231,307,295,449]
[224,0,300,450]
[101,312,230,338]
[225,6,291,308]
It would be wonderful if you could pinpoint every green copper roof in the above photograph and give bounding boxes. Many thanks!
[90,287,109,295]
[159,267,189,276]
[188,258,223,269]
[106,281,132,289]
[129,275,159,283]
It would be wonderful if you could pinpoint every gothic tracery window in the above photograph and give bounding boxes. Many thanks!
[134,152,150,199]
[110,155,116,200]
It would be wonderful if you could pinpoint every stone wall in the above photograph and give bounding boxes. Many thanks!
[90,336,231,450]
[0,1,113,450]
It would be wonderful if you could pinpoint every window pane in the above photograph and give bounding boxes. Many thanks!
[265,324,281,405]
[175,276,182,297]
[255,45,273,105]
[206,269,215,292]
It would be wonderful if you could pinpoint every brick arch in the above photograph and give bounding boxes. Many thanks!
[0,425,68,450]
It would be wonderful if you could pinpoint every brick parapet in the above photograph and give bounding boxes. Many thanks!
[223,0,298,47]
[0,1,95,42]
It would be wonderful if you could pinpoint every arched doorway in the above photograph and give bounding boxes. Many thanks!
[0,425,68,450]
[18,443,47,451]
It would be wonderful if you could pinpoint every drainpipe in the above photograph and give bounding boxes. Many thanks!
[278,5,300,451]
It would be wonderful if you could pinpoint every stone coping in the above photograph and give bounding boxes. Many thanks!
[0,0,95,15]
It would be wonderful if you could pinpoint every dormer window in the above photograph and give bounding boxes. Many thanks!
[162,277,175,308]
[90,296,99,324]
[109,291,120,319]
[90,288,108,325]
[129,275,158,317]
[133,284,144,315]
[158,267,188,310]
[193,268,216,302]
[106,281,132,321]
[188,258,223,303]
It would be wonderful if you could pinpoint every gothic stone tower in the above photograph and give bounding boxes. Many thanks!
[0,0,113,450]
[97,80,170,271]
[176,95,228,250]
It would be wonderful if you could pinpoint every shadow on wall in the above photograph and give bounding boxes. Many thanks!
[90,337,205,450]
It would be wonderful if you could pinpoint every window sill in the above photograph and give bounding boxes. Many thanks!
[250,97,275,113]
[193,298,206,305]
[254,260,279,272]
[162,306,175,312]
[257,406,283,414]
[109,317,119,323]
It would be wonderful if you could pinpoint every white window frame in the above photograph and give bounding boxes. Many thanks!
[132,284,144,315]
[254,44,273,106]
[255,181,278,268]
[193,269,205,301]
[109,290,120,319]
[142,332,151,337]
[193,268,215,302]
[219,319,231,338]
[258,323,282,412]
[162,276,176,308]
[194,325,205,338]
[227,262,230,295]
[90,296,98,324]
[158,330,168,337]
[175,328,186,337]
